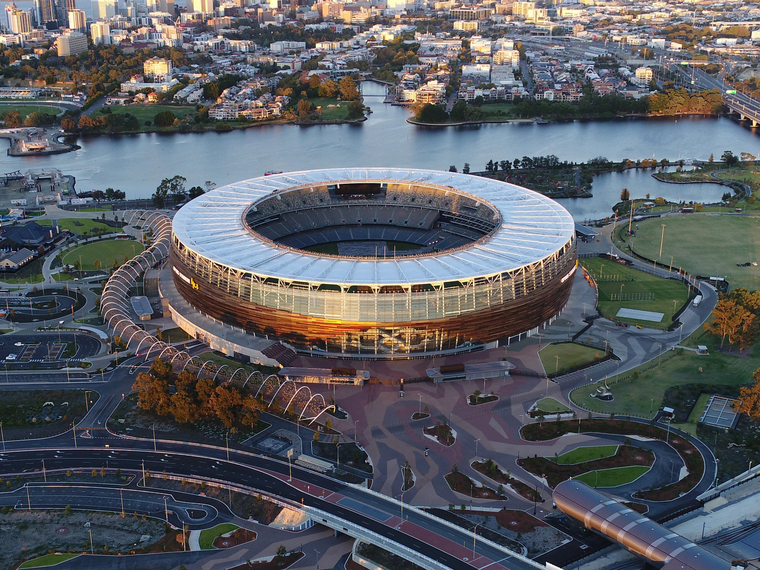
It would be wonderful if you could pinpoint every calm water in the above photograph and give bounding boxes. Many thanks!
[1,82,757,220]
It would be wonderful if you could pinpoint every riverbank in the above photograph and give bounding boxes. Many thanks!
[0,128,79,156]
[407,110,723,128]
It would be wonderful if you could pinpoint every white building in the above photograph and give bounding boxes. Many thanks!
[269,40,306,53]
[56,31,88,56]
[144,56,172,81]
[67,9,86,32]
[6,5,31,34]
[188,0,213,15]
[90,21,110,45]
[634,66,653,86]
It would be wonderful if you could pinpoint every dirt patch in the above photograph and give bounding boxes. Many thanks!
[518,445,654,488]
[424,423,455,446]
[212,528,256,549]
[471,460,542,501]
[445,470,506,500]
[1,510,168,570]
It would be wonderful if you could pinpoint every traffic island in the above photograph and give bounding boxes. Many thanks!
[424,422,456,446]
[471,459,543,502]
[445,467,507,500]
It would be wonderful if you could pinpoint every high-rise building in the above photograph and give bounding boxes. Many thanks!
[56,30,88,55]
[189,0,213,15]
[56,0,75,26]
[33,0,57,25]
[143,56,172,80]
[90,20,110,44]
[67,8,85,31]
[147,0,175,15]
[92,0,118,19]
[6,4,32,33]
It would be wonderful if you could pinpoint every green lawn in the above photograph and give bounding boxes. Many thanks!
[62,239,143,271]
[303,243,339,255]
[19,553,80,568]
[571,328,758,418]
[310,98,350,121]
[159,326,192,343]
[674,392,712,435]
[37,218,117,236]
[199,523,238,550]
[620,215,760,291]
[539,342,606,374]
[581,256,690,329]
[552,445,618,465]
[0,103,66,119]
[480,102,515,116]
[574,465,651,488]
[535,397,571,414]
[96,104,196,124]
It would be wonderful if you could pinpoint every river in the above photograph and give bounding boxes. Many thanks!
[1,81,757,220]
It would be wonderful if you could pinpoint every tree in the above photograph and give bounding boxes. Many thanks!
[735,367,760,421]
[297,98,311,120]
[346,100,365,120]
[2,110,21,128]
[722,150,739,168]
[154,110,176,127]
[620,188,630,201]
[188,186,204,199]
[338,76,359,101]
[415,103,448,124]
[449,165,458,172]
[704,297,753,348]
[61,117,77,132]
[153,175,187,207]
[318,79,338,98]
[462,163,470,174]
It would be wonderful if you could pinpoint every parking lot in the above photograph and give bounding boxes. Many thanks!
[0,333,101,369]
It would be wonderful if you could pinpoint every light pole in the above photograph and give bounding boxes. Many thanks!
[474,438,480,461]
[152,422,157,452]
[42,459,46,482]
[120,488,125,516]
[354,420,359,444]
[84,390,91,413]
[226,431,230,461]
[164,496,169,522]
[315,549,321,570]
[66,360,70,383]
[555,355,560,375]
[89,527,93,554]
[600,263,604,279]
[72,423,77,448]
[472,523,481,560]
[659,223,666,259]
[0,422,3,451]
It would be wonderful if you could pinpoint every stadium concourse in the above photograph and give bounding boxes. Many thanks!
[168,168,578,361]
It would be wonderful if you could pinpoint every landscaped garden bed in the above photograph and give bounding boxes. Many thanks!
[468,390,499,405]
[411,411,430,421]
[521,419,704,500]
[212,527,256,549]
[519,445,653,488]
[471,459,542,502]
[445,467,507,500]
[528,397,572,418]
[424,422,456,446]
[313,441,372,473]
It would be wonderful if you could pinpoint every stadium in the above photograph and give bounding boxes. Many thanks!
[169,168,577,358]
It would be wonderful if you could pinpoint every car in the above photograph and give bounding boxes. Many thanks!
[5,354,16,360]
[13,342,23,347]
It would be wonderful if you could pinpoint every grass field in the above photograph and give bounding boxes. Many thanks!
[159,327,192,343]
[37,218,116,236]
[574,465,650,488]
[620,215,760,291]
[310,98,350,121]
[19,553,80,568]
[96,104,197,124]
[480,102,516,116]
[571,328,758,418]
[0,104,66,119]
[196,351,280,377]
[675,392,712,435]
[551,445,618,465]
[534,397,571,414]
[539,342,605,374]
[581,257,689,328]
[199,523,238,550]
[62,239,143,271]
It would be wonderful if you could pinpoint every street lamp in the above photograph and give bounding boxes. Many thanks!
[474,438,480,461]
[354,420,359,444]
[314,549,321,570]
[152,422,157,452]
[659,223,666,260]
[472,523,481,559]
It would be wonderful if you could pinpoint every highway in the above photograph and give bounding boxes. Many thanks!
[0,445,544,570]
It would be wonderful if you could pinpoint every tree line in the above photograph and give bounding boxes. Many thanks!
[132,358,263,429]
[705,288,760,351]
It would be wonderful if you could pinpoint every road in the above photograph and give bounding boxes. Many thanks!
[0,445,542,570]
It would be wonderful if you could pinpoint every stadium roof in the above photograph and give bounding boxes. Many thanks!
[172,168,575,286]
